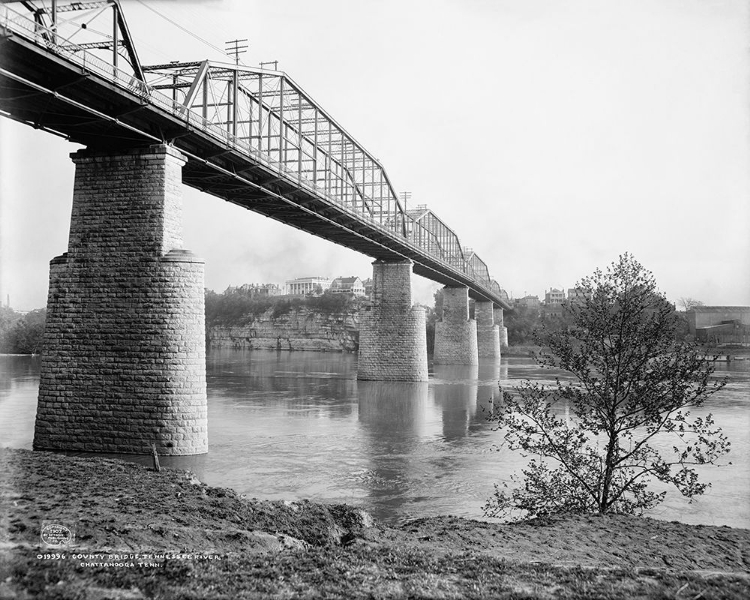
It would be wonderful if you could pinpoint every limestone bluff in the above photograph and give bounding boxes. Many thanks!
[207,306,360,353]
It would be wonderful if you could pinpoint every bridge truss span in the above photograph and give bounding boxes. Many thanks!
[144,60,409,237]
[0,0,510,308]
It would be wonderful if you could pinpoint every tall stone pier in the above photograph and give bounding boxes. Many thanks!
[475,301,501,358]
[494,307,508,349]
[434,287,478,365]
[357,260,428,381]
[34,145,208,455]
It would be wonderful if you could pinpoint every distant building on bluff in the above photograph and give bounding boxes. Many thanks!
[330,276,366,296]
[285,276,331,296]
[515,295,541,311]
[567,287,589,306]
[685,306,750,345]
[545,288,565,306]
[542,288,565,318]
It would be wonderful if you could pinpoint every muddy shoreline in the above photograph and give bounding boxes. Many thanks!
[1,448,748,598]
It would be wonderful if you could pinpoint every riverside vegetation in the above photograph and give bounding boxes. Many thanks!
[0,307,45,354]
[204,288,360,326]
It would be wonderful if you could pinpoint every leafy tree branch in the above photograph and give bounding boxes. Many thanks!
[485,254,730,520]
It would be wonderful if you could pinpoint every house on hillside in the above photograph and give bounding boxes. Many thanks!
[516,295,540,310]
[542,288,566,318]
[567,287,589,306]
[545,288,565,306]
[330,276,365,296]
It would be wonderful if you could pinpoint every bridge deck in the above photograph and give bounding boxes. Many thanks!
[0,5,510,308]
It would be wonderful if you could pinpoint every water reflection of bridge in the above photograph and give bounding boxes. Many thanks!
[357,361,507,516]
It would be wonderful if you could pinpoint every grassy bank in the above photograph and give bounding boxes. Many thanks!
[1,448,748,599]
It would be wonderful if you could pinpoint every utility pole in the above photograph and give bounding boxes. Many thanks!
[225,38,248,65]
[260,60,279,71]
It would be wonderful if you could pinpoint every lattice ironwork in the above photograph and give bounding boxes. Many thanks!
[143,60,410,237]
[0,0,144,79]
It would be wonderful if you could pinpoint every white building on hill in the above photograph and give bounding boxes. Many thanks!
[285,276,331,296]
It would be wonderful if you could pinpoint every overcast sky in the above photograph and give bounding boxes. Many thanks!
[1,0,748,311]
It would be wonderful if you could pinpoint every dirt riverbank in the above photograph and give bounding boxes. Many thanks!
[1,448,748,599]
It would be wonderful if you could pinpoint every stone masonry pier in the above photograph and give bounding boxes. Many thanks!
[357,260,428,381]
[434,287,479,365]
[34,145,208,455]
[494,307,508,349]
[475,301,501,358]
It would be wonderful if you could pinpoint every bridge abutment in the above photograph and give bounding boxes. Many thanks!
[475,301,501,358]
[434,287,479,365]
[34,144,208,456]
[357,260,428,381]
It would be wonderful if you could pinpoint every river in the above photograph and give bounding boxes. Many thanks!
[1,350,748,527]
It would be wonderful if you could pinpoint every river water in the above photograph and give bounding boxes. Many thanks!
[1,350,748,527]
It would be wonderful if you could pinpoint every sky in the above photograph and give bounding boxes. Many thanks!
[1,0,749,311]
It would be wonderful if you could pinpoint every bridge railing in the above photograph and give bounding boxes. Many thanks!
[1,2,507,305]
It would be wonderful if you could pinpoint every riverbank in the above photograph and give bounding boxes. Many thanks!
[1,449,748,599]
[501,345,750,361]
[502,344,542,357]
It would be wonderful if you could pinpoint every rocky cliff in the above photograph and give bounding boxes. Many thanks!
[207,307,360,352]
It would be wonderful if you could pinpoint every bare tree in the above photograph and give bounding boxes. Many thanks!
[678,297,705,311]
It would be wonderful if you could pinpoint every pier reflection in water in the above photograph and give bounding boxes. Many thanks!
[433,364,480,441]
[357,381,430,513]
[0,351,747,526]
[356,363,508,518]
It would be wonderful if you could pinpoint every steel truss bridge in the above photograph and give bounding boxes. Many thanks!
[0,0,510,308]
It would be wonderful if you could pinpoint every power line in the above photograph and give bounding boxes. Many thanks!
[133,0,226,58]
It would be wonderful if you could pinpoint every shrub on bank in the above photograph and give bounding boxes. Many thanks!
[205,288,360,327]
[0,306,46,354]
